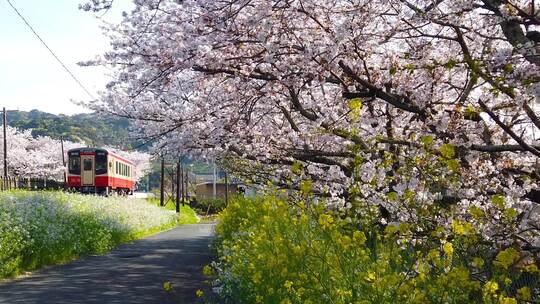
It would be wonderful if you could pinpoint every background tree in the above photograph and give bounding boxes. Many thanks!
[0,126,151,182]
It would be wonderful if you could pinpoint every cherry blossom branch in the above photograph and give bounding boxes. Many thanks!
[278,106,300,132]
[193,65,279,81]
[480,0,540,66]
[338,60,427,117]
[379,138,540,154]
[523,103,540,130]
[478,100,540,157]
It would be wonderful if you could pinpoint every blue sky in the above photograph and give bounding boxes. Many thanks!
[0,0,133,115]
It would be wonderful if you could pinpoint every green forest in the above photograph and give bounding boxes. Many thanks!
[6,109,144,149]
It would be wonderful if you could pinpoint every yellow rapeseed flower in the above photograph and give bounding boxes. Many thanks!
[452,220,475,235]
[353,231,367,245]
[498,296,517,304]
[202,264,214,276]
[443,242,454,256]
[318,214,334,229]
[484,281,498,294]
[517,287,532,301]
[451,221,465,235]
[284,280,293,290]
[524,263,538,273]
[195,289,204,297]
[364,272,376,283]
[162,281,172,292]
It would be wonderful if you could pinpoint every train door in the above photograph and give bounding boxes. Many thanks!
[81,155,95,186]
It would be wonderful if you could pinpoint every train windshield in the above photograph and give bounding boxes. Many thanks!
[95,153,107,175]
[68,156,80,175]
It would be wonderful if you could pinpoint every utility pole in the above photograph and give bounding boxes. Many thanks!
[176,159,181,213]
[180,161,184,206]
[3,107,7,178]
[60,137,66,184]
[160,157,165,207]
[170,170,175,205]
[224,171,229,206]
[185,166,189,205]
[212,160,216,199]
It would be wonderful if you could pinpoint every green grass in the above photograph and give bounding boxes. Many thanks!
[146,198,199,225]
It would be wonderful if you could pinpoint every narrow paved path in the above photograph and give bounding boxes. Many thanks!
[0,224,218,304]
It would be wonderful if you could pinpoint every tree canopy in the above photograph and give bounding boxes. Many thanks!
[83,0,540,256]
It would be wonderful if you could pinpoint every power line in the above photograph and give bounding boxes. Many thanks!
[5,0,96,100]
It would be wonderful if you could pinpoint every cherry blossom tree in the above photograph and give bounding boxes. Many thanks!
[82,0,540,256]
[0,126,84,179]
[0,126,151,182]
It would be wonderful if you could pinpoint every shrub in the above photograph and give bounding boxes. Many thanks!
[0,190,178,278]
[191,197,228,215]
[213,196,539,303]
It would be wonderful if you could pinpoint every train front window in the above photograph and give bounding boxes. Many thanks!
[95,154,107,175]
[83,159,92,171]
[68,157,80,175]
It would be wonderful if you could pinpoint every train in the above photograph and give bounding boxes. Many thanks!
[67,147,135,195]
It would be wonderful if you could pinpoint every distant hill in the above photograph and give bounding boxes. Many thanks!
[5,109,146,149]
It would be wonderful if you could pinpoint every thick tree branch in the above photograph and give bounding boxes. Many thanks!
[481,0,540,66]
[478,100,540,157]
[523,103,540,130]
[338,60,427,117]
[193,65,279,81]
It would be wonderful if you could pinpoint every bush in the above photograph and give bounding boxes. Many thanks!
[191,197,228,215]
[0,190,178,278]
[213,196,539,303]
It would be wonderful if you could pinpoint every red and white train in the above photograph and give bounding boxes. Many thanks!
[67,147,135,195]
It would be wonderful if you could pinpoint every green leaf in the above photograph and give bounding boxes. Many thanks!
[386,192,399,201]
[504,208,518,219]
[492,194,505,209]
[443,59,457,70]
[420,135,434,148]
[404,189,415,200]
[299,180,313,195]
[439,144,455,159]
[404,63,415,70]
[503,63,514,74]
[389,66,397,75]
[468,206,485,219]
[291,162,303,175]
[494,248,520,269]
[464,105,480,121]
[445,159,460,173]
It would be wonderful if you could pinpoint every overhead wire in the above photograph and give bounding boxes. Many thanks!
[4,0,96,101]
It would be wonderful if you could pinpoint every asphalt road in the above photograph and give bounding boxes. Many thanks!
[0,224,219,304]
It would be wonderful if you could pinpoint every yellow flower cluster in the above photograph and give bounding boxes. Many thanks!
[214,196,539,304]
